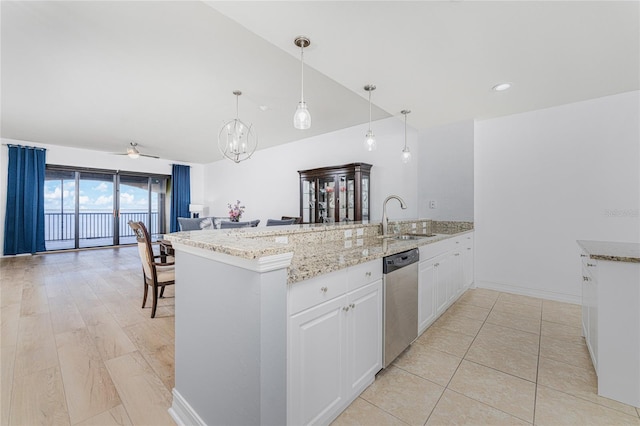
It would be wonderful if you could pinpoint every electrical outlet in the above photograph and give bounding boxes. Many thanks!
[429,200,437,209]
[344,229,353,238]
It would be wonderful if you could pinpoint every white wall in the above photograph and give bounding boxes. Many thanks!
[474,91,640,303]
[203,116,419,224]
[418,120,474,221]
[0,138,204,256]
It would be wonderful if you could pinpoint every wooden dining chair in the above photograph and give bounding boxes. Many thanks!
[128,221,175,318]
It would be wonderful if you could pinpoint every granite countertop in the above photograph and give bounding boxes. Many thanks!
[164,221,473,283]
[577,240,640,263]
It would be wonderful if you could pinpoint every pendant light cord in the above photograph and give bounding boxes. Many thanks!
[300,44,305,103]
[236,93,239,119]
[403,113,408,149]
[368,90,372,132]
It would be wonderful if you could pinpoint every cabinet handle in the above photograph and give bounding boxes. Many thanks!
[349,303,356,309]
[467,247,471,250]
[365,272,372,277]
[587,263,596,267]
[580,254,587,258]
[583,276,591,282]
[456,241,460,244]
[434,263,440,267]
[343,306,350,312]
[454,253,460,256]
[320,287,328,293]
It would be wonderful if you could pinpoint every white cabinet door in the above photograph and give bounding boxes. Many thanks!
[451,251,464,299]
[418,259,437,334]
[462,238,474,288]
[436,253,454,314]
[346,279,382,396]
[289,296,347,426]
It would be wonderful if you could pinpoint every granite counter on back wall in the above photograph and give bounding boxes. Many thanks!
[577,240,640,263]
[164,219,474,283]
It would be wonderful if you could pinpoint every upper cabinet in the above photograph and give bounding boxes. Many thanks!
[299,163,372,224]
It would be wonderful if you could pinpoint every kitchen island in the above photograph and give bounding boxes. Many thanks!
[577,240,640,408]
[164,220,473,425]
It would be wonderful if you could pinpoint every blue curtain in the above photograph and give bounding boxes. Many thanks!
[170,164,191,232]
[3,145,47,255]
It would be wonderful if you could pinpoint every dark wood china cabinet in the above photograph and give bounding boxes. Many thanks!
[298,163,372,224]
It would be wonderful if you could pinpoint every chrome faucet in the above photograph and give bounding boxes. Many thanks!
[381,195,407,236]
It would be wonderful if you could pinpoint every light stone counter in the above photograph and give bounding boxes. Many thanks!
[164,220,474,283]
[577,240,640,263]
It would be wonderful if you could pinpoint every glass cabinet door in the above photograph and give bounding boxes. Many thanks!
[362,175,370,221]
[338,175,355,222]
[318,177,336,223]
[302,178,316,224]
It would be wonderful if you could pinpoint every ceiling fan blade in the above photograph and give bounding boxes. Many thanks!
[139,153,160,159]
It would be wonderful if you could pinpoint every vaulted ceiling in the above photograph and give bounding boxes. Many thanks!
[2,1,638,163]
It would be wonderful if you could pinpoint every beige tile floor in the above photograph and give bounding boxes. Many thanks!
[333,288,640,426]
[3,249,640,426]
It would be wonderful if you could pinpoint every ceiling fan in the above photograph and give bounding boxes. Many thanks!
[114,142,160,159]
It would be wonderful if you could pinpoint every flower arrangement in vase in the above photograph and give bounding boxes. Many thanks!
[228,200,245,222]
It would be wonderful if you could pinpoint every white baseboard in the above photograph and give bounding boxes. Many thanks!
[475,280,581,305]
[169,388,206,426]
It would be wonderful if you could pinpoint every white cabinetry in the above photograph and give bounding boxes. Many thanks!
[418,232,474,335]
[579,247,640,408]
[288,260,382,425]
[418,258,437,332]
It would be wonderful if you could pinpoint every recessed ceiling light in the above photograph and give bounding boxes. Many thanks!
[492,82,512,92]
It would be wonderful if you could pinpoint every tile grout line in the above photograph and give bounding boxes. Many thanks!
[532,301,544,426]
[421,290,501,425]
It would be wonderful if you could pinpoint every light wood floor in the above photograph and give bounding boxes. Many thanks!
[1,246,176,426]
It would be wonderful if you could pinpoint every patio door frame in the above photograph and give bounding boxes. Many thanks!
[45,165,169,250]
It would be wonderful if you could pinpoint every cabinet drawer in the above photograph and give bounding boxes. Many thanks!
[420,239,450,260]
[347,259,382,292]
[289,268,348,314]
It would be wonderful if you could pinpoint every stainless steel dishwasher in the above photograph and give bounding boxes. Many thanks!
[383,248,419,368]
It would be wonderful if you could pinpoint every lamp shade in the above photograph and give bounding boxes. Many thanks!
[188,204,204,214]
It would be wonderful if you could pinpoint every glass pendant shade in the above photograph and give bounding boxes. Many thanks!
[401,147,412,163]
[294,101,311,130]
[364,130,376,151]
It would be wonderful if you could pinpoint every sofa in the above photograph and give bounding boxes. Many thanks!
[177,216,230,231]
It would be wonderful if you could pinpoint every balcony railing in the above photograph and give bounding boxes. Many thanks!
[44,212,161,242]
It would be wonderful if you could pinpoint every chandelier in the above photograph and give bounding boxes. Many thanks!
[218,91,257,163]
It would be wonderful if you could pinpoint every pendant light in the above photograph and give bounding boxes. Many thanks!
[364,84,376,151]
[218,91,257,163]
[401,110,412,164]
[293,36,311,130]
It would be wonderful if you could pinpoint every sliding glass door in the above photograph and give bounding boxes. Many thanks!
[44,166,169,251]
[78,172,115,248]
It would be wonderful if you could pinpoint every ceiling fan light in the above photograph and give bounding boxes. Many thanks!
[294,101,311,130]
[127,144,140,159]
